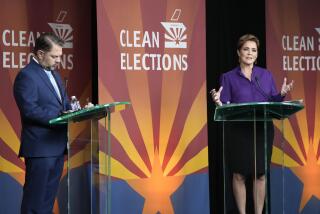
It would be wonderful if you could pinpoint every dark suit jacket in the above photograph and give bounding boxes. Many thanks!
[14,59,70,157]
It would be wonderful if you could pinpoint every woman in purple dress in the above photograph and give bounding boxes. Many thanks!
[211,34,293,214]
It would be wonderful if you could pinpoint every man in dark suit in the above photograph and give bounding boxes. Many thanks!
[14,32,70,214]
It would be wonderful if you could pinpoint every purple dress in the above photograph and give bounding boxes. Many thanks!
[219,66,283,176]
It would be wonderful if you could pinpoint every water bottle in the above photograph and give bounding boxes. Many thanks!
[76,99,81,110]
[70,96,81,111]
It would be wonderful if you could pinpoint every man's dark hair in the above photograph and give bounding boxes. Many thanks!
[33,32,64,53]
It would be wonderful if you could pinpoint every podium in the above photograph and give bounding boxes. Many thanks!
[50,101,130,214]
[214,101,304,214]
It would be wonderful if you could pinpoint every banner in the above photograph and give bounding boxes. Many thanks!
[266,0,320,213]
[0,0,92,213]
[97,0,209,213]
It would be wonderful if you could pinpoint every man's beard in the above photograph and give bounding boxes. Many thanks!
[50,65,57,70]
[46,64,58,71]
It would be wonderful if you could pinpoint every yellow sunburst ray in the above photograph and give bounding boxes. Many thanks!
[159,0,202,166]
[99,151,140,180]
[0,113,25,187]
[295,108,310,159]
[291,145,320,212]
[0,109,20,155]
[127,150,185,214]
[53,199,60,214]
[125,72,155,166]
[274,119,306,164]
[0,156,24,173]
[7,172,25,186]
[102,2,153,163]
[70,143,91,168]
[99,82,151,177]
[101,0,155,165]
[164,82,207,175]
[175,147,208,176]
[296,109,310,154]
[272,147,301,167]
[287,72,309,158]
[159,72,184,165]
[62,143,91,177]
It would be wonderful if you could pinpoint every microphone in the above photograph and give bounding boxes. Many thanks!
[58,77,70,114]
[255,76,271,101]
[63,77,69,110]
[64,78,68,92]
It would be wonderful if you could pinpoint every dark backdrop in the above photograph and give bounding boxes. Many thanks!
[206,0,266,213]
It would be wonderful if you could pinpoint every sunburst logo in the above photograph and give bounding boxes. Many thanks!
[161,9,187,49]
[48,10,73,48]
[271,68,320,212]
[97,77,208,213]
[97,1,207,212]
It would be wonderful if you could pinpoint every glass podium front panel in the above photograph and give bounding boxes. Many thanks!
[66,114,110,214]
[214,102,303,214]
[50,102,130,214]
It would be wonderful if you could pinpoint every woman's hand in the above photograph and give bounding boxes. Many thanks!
[210,86,223,106]
[280,77,294,96]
